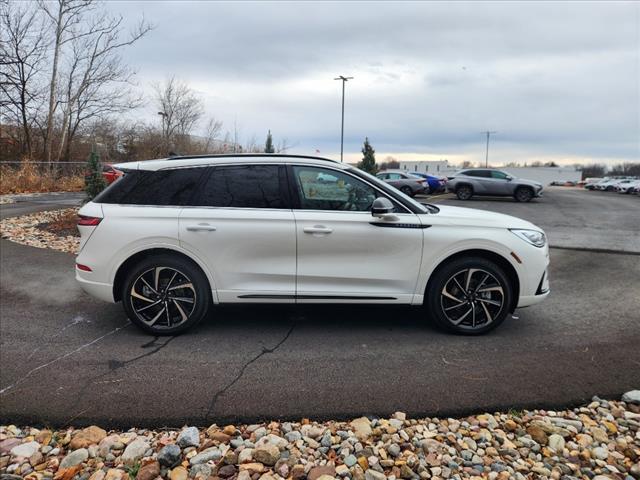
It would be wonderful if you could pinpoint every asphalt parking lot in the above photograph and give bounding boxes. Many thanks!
[0,188,639,428]
[422,187,640,253]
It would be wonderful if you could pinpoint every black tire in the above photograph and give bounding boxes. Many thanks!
[455,185,473,200]
[400,185,414,196]
[426,256,513,335]
[122,254,211,335]
[514,187,533,202]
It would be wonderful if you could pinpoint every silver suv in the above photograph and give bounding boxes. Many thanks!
[447,169,543,202]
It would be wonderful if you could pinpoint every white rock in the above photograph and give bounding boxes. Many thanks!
[122,439,150,464]
[10,441,40,458]
[622,390,640,405]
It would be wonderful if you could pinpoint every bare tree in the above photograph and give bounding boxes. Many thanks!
[152,77,204,152]
[38,0,101,162]
[0,2,48,158]
[201,116,223,152]
[55,13,151,160]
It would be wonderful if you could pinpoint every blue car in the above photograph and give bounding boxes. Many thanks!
[411,172,446,193]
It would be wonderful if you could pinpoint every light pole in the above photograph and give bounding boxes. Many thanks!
[481,131,497,167]
[157,111,167,138]
[334,75,353,162]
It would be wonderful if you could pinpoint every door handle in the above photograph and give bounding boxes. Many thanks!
[303,225,333,234]
[186,223,217,232]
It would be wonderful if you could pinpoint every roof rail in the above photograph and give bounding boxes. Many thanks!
[166,153,339,163]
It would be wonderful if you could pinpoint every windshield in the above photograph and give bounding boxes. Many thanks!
[348,167,429,213]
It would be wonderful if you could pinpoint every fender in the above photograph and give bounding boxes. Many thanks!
[110,240,219,303]
[414,234,521,304]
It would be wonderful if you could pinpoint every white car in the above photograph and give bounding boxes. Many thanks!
[76,155,550,335]
[616,179,640,193]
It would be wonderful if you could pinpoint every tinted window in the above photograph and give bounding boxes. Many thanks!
[388,173,403,180]
[491,171,509,179]
[463,170,491,178]
[293,166,378,211]
[95,168,202,205]
[196,165,287,209]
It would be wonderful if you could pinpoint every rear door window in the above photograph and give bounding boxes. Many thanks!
[194,164,288,209]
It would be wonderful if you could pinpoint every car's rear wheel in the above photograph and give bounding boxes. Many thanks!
[122,254,211,335]
[426,256,513,335]
[514,187,533,202]
[455,185,473,200]
[400,185,413,196]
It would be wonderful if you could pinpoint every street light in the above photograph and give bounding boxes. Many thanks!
[157,111,167,139]
[334,76,353,162]
[481,131,497,167]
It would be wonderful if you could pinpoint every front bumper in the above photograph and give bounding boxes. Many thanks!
[517,266,550,308]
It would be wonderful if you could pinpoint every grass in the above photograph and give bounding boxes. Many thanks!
[0,162,85,195]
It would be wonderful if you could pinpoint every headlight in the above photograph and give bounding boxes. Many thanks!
[510,228,546,248]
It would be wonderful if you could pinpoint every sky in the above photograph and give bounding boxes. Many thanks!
[104,1,640,166]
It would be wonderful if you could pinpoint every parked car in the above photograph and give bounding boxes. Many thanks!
[410,172,447,193]
[446,169,543,202]
[75,154,550,336]
[585,178,609,190]
[102,164,124,184]
[86,163,124,186]
[594,178,627,191]
[376,170,429,196]
[616,179,640,194]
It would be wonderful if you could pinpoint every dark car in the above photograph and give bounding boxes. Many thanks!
[411,172,447,193]
[376,170,429,197]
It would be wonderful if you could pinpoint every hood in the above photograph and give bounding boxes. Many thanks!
[431,205,542,231]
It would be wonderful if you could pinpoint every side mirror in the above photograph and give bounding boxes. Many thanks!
[371,197,395,217]
[505,175,513,181]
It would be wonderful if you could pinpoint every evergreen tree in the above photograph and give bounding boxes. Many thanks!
[265,130,275,153]
[358,137,377,174]
[85,150,107,200]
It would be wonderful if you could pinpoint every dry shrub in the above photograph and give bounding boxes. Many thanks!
[0,162,85,195]
[37,208,80,238]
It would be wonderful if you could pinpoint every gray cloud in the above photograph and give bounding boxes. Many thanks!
[106,1,639,164]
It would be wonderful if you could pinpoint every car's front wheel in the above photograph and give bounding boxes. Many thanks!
[426,256,513,334]
[122,254,211,335]
[455,185,473,200]
[514,187,533,202]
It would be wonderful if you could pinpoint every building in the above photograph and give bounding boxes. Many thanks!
[398,160,452,175]
[398,159,581,184]
[499,166,581,185]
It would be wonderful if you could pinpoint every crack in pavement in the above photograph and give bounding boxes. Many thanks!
[0,321,131,396]
[65,335,178,422]
[26,316,91,361]
[204,323,296,421]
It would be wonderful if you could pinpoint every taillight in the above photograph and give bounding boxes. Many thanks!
[78,215,102,226]
[76,263,92,272]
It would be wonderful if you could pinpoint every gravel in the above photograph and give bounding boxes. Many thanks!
[0,208,79,254]
[1,393,640,480]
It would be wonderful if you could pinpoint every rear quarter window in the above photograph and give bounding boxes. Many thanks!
[94,168,203,206]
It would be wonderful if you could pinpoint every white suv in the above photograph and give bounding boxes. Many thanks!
[76,155,550,335]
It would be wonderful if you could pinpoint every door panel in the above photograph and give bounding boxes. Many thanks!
[294,211,424,302]
[179,208,296,302]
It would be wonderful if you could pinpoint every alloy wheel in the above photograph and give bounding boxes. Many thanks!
[129,267,197,329]
[440,268,505,330]
[456,186,472,200]
[516,188,533,202]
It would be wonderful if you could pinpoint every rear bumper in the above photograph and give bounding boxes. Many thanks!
[76,268,115,303]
